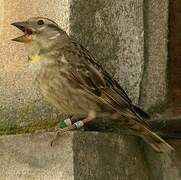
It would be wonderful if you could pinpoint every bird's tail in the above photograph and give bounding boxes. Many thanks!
[140,126,174,153]
[129,105,174,153]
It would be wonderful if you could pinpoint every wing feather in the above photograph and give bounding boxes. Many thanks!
[60,42,149,126]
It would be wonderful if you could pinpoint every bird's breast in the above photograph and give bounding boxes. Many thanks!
[28,56,106,115]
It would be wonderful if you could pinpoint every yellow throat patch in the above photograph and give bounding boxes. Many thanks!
[30,54,41,62]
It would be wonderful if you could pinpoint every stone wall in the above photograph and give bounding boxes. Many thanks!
[69,0,144,104]
[0,132,150,180]
[0,0,70,134]
[0,0,181,179]
[139,0,169,111]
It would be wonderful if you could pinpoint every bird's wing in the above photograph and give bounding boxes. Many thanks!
[60,43,149,125]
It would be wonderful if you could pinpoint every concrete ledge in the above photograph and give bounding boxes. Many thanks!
[0,132,149,180]
[0,132,74,180]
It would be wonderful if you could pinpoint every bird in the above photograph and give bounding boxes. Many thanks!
[11,17,174,153]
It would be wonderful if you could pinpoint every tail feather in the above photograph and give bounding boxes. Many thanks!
[141,127,174,153]
[124,118,174,153]
[132,105,150,120]
[115,106,174,153]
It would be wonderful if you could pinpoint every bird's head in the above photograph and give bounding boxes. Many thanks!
[11,17,68,53]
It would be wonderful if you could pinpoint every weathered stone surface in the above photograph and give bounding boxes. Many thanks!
[0,132,149,180]
[1,0,180,179]
[73,132,149,180]
[0,132,74,180]
[69,0,144,104]
[0,0,4,36]
[0,0,70,134]
[139,1,181,179]
[0,0,145,134]
[144,140,181,180]
[139,0,169,111]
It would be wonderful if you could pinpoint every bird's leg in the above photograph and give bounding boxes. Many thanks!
[31,112,69,136]
[50,111,96,146]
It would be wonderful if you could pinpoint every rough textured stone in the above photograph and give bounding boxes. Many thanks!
[0,132,74,180]
[69,0,144,104]
[144,141,181,180]
[0,0,144,133]
[0,0,70,134]
[138,2,181,179]
[0,0,4,36]
[1,0,180,179]
[0,132,149,180]
[73,132,149,180]
[139,0,169,111]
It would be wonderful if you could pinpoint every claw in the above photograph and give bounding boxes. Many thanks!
[50,124,77,146]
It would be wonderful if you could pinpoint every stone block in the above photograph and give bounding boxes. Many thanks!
[0,132,149,180]
[144,140,181,180]
[139,0,169,111]
[0,0,145,134]
[69,0,144,104]
[0,0,70,134]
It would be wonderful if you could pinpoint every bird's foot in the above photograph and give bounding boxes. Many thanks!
[50,111,96,146]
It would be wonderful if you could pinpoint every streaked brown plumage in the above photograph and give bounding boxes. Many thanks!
[12,17,174,153]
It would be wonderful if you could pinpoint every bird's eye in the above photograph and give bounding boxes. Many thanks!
[37,20,44,25]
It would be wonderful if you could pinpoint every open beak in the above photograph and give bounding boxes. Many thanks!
[11,21,33,43]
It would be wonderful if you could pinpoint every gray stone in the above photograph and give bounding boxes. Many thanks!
[144,142,181,180]
[0,132,149,180]
[0,0,70,134]
[139,0,169,110]
[139,1,181,179]
[0,0,3,36]
[1,0,180,179]
[69,0,144,104]
[0,0,145,133]
[0,132,74,180]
